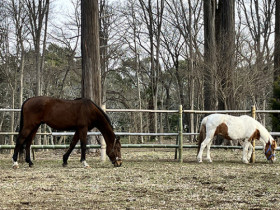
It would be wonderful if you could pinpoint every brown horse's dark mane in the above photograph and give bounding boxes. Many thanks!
[75,98,114,131]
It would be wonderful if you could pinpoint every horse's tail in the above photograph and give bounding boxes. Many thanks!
[197,117,207,155]
[18,98,30,134]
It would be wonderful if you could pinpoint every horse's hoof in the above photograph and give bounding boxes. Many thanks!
[84,165,91,169]
[12,164,19,169]
[242,160,249,164]
[12,161,19,169]
[62,163,68,167]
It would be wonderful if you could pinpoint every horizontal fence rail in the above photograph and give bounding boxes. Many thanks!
[3,108,280,113]
[0,131,199,136]
[1,144,280,151]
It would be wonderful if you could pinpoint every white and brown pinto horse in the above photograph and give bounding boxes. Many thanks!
[197,114,277,163]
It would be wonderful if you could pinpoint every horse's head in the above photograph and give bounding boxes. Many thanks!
[264,140,277,163]
[108,136,122,167]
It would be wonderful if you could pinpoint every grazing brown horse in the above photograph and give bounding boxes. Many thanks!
[12,96,122,168]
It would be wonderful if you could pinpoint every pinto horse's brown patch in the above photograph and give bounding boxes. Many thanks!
[248,129,260,142]
[214,123,232,140]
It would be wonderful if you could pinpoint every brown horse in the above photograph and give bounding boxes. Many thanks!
[12,96,122,168]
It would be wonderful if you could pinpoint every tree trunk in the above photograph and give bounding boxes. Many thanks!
[275,0,280,80]
[81,0,101,105]
[216,0,235,110]
[203,0,217,110]
[272,0,280,132]
[187,0,195,142]
[81,0,102,155]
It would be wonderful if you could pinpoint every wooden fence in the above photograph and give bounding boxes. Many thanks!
[1,106,280,163]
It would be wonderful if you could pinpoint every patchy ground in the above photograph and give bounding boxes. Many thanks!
[0,148,280,209]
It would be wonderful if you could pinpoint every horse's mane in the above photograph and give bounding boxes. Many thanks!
[76,98,114,130]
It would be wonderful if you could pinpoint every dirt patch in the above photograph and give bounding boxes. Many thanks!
[1,148,280,209]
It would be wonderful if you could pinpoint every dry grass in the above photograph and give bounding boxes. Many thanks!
[0,148,280,209]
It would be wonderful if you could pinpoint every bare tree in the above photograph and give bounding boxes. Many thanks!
[138,0,165,138]
[48,0,81,98]
[165,0,203,140]
[7,0,29,107]
[25,0,50,97]
[238,0,275,118]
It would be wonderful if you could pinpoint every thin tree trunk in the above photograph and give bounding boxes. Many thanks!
[187,0,194,142]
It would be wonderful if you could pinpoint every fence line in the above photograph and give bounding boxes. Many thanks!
[0,132,199,136]
[3,108,280,113]
[1,107,280,162]
[1,144,279,151]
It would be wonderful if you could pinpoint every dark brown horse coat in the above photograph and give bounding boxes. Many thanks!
[12,96,122,168]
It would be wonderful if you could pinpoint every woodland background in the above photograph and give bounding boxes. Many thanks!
[0,0,280,145]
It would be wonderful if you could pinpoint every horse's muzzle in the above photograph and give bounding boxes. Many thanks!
[270,157,276,163]
[113,159,122,167]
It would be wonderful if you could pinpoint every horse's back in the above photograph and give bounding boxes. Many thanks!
[21,96,93,130]
[204,114,258,139]
[203,114,234,127]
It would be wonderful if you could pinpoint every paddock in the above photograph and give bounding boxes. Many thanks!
[1,148,280,209]
[1,107,280,208]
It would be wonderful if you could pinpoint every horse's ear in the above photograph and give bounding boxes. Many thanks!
[116,136,120,141]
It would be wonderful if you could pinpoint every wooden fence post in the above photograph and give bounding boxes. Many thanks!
[178,105,183,163]
[250,105,256,163]
[100,104,107,162]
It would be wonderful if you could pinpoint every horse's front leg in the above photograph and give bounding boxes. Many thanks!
[206,139,213,163]
[247,142,253,161]
[62,131,79,166]
[12,129,31,169]
[242,140,250,164]
[79,128,90,168]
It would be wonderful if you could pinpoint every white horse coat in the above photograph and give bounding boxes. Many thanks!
[197,114,277,163]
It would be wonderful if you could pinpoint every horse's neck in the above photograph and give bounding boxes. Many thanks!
[97,123,115,147]
[257,123,271,143]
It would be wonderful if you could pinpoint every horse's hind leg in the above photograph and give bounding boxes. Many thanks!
[62,131,79,166]
[12,128,32,168]
[25,128,39,167]
[197,135,214,163]
[18,144,25,163]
